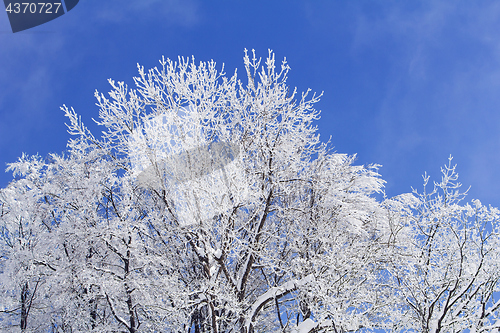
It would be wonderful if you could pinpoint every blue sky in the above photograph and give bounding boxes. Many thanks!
[1,0,500,207]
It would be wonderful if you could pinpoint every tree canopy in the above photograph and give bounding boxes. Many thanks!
[1,50,499,333]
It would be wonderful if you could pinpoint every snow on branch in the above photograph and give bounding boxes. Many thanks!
[291,318,334,333]
[244,274,315,331]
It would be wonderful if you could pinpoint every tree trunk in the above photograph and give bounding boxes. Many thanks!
[20,282,28,331]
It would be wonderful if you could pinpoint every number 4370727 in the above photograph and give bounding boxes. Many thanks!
[5,2,62,14]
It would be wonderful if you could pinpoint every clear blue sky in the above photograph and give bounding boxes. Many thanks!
[1,0,500,206]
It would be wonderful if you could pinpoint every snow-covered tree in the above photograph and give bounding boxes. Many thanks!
[1,50,499,333]
[0,154,64,332]
[383,157,500,333]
